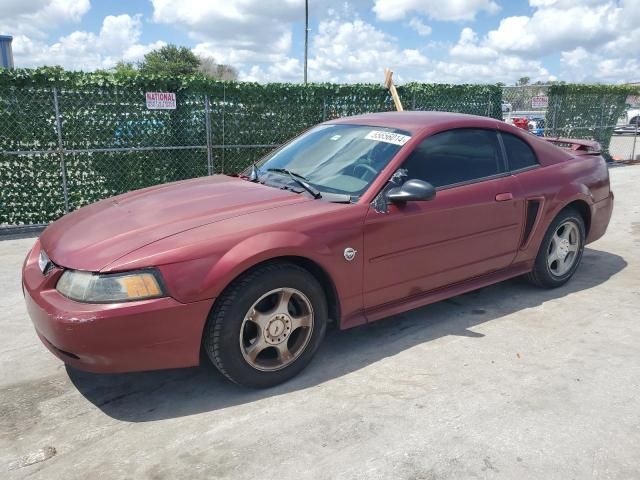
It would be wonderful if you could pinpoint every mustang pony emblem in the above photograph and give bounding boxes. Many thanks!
[344,248,357,261]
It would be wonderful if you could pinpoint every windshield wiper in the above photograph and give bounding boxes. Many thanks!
[266,168,321,199]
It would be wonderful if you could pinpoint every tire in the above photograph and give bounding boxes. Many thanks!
[203,262,328,388]
[526,208,586,288]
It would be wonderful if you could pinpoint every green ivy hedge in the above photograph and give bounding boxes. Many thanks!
[0,68,504,226]
[545,84,638,159]
[1,67,635,226]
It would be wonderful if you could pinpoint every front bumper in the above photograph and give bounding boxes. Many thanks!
[22,241,213,373]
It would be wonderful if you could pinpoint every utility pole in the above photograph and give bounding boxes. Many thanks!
[304,0,309,84]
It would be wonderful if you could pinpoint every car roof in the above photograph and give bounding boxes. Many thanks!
[326,111,501,134]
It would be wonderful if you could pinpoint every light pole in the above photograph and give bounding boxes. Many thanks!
[304,0,309,84]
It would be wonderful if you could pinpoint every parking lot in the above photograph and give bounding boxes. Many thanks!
[1,164,639,479]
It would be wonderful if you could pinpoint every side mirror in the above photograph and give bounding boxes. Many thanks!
[386,179,436,204]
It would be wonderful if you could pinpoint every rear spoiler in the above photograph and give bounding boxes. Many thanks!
[543,137,602,156]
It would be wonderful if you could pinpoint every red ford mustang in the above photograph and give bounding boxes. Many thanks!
[22,112,614,388]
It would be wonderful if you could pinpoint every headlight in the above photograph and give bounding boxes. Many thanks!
[56,269,165,303]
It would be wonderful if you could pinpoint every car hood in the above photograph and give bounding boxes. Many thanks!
[40,175,310,271]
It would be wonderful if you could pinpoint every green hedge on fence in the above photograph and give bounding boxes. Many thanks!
[0,68,502,226]
[0,67,636,227]
[545,84,637,159]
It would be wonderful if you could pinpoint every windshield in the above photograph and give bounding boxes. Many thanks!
[250,124,411,200]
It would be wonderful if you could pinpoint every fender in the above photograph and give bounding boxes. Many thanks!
[514,179,593,266]
[547,182,593,219]
[200,230,334,300]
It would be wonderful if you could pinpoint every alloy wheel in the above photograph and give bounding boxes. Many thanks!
[547,220,581,277]
[239,287,314,372]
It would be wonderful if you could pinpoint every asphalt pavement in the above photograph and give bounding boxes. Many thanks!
[1,165,639,479]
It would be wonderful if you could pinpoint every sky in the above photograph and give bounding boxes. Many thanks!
[0,0,638,85]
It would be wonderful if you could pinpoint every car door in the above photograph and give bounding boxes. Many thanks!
[362,128,525,310]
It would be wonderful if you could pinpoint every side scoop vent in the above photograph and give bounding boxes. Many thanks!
[521,199,541,248]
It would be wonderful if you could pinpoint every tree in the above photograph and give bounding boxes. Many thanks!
[139,44,200,76]
[197,56,239,81]
[516,76,531,86]
[112,61,137,75]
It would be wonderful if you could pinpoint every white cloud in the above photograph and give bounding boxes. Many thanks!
[560,47,640,83]
[222,11,430,83]
[3,0,638,85]
[192,30,293,67]
[442,26,554,83]
[151,0,502,84]
[0,0,49,19]
[430,55,550,84]
[456,0,640,82]
[12,14,165,70]
[0,0,90,38]
[307,16,428,83]
[243,58,303,83]
[449,27,497,62]
[530,0,609,7]
[151,0,301,64]
[373,0,500,22]
[242,12,555,85]
[407,18,432,36]
[484,3,623,56]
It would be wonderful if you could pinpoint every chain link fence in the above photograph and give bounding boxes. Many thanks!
[1,73,637,229]
[1,76,502,227]
[502,85,639,162]
[0,86,290,226]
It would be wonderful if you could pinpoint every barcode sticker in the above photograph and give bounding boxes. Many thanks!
[364,130,411,146]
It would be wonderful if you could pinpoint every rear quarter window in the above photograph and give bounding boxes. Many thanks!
[501,132,539,171]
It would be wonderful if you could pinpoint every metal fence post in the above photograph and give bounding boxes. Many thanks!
[632,122,638,161]
[222,84,226,174]
[322,96,327,121]
[204,94,213,175]
[552,96,561,136]
[52,87,69,213]
[598,97,606,143]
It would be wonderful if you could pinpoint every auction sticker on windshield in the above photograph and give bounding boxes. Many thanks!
[364,130,411,146]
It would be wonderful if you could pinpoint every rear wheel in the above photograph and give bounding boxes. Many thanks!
[526,208,585,288]
[203,262,327,388]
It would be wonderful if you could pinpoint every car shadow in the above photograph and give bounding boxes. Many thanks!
[67,247,627,422]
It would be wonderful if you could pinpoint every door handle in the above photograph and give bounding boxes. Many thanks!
[495,192,513,201]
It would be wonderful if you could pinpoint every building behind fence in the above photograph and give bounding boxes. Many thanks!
[0,69,637,227]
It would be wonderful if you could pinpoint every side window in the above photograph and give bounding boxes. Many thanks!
[501,132,539,171]
[400,128,504,188]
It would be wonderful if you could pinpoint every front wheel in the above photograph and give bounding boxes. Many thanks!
[203,262,327,388]
[526,208,585,288]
